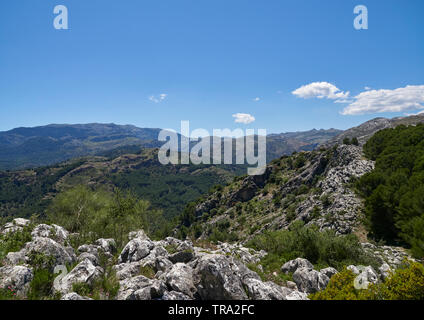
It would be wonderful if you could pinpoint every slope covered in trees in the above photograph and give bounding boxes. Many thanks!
[356,124,424,258]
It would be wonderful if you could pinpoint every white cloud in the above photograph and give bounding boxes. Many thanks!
[149,93,168,103]
[232,113,255,124]
[364,86,372,91]
[292,82,350,100]
[253,97,261,102]
[341,85,424,115]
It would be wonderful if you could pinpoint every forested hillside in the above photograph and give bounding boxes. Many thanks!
[356,124,424,257]
[0,148,243,221]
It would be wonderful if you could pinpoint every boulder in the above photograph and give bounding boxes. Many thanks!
[24,237,76,268]
[113,261,143,280]
[164,263,196,298]
[95,238,117,255]
[61,292,93,300]
[162,290,193,300]
[53,258,103,294]
[117,275,154,300]
[347,265,379,287]
[77,252,100,266]
[169,251,194,264]
[319,267,338,279]
[118,238,154,263]
[243,278,287,300]
[1,218,30,235]
[31,224,69,245]
[292,267,330,294]
[0,265,33,296]
[379,263,392,281]
[281,258,314,274]
[193,254,260,300]
[5,250,26,265]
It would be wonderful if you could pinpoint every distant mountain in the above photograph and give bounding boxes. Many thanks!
[0,123,342,170]
[0,124,166,170]
[265,128,343,160]
[324,114,424,146]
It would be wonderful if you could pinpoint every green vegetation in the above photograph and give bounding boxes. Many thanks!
[0,148,240,222]
[246,221,379,272]
[0,161,84,219]
[342,137,359,146]
[0,224,33,264]
[356,124,424,257]
[47,185,170,247]
[310,260,424,300]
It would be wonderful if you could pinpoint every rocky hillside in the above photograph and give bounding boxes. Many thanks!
[325,114,424,146]
[0,218,412,300]
[187,144,374,242]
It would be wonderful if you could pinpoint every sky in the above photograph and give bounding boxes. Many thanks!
[0,0,423,135]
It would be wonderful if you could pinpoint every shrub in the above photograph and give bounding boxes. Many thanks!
[310,261,424,300]
[246,221,379,272]
[309,269,359,300]
[47,186,164,248]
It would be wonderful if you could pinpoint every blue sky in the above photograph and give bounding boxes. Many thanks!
[0,0,423,134]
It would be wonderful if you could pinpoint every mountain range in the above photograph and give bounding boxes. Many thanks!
[0,124,342,170]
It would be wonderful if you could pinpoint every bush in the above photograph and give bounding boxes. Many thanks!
[47,186,165,248]
[0,224,33,263]
[309,269,359,300]
[246,221,379,272]
[310,261,424,300]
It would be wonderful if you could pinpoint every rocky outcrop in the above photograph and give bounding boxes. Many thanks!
[281,258,314,274]
[0,265,33,296]
[0,221,414,301]
[53,258,104,294]
[1,218,30,235]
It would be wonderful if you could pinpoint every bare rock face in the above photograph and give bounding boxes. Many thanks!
[118,238,154,263]
[61,292,93,300]
[117,275,166,300]
[243,278,288,300]
[24,237,76,268]
[292,268,330,294]
[319,267,338,279]
[2,220,400,301]
[1,218,30,235]
[347,265,379,286]
[193,254,260,300]
[281,258,314,274]
[53,258,103,294]
[0,265,33,297]
[31,224,70,245]
[163,263,196,298]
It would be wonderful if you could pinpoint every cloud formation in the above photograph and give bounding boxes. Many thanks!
[292,82,350,100]
[232,113,255,124]
[149,93,168,103]
[341,85,424,115]
[253,97,261,102]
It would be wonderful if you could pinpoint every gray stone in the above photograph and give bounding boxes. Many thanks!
[53,258,103,294]
[164,263,196,298]
[118,238,154,263]
[292,267,330,294]
[281,258,314,274]
[0,265,33,296]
